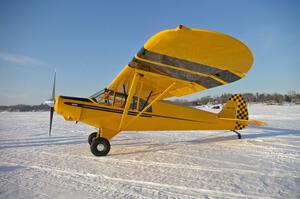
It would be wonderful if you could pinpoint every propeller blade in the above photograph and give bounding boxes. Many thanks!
[48,71,56,136]
[51,71,56,100]
[49,107,54,136]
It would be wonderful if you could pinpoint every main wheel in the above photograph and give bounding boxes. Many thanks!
[90,137,110,156]
[88,132,97,145]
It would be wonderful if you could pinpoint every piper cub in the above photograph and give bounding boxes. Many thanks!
[45,25,253,156]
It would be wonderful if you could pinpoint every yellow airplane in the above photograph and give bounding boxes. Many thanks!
[45,25,254,156]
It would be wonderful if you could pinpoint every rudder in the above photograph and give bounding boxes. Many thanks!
[218,94,249,130]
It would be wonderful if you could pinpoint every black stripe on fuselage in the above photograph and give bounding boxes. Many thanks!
[136,48,241,83]
[64,102,204,123]
[64,102,152,117]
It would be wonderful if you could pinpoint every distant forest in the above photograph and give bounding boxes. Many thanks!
[0,92,300,112]
[0,104,49,112]
[171,91,300,106]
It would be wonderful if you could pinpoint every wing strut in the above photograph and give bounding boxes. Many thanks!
[119,72,140,131]
[141,91,152,110]
[123,82,176,130]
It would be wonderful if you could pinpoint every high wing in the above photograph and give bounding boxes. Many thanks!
[106,25,253,100]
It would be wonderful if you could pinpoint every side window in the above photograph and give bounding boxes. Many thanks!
[130,97,137,110]
[128,96,152,113]
[138,98,152,113]
[113,93,125,108]
[105,91,114,105]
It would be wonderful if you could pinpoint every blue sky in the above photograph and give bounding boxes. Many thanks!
[0,0,299,105]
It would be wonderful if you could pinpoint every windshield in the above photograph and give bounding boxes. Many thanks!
[90,89,111,104]
[89,89,105,99]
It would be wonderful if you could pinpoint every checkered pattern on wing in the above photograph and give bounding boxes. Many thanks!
[228,94,249,130]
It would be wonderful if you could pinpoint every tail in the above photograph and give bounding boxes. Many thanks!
[218,94,249,130]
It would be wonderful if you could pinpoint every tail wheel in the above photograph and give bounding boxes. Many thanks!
[90,137,110,156]
[88,132,97,145]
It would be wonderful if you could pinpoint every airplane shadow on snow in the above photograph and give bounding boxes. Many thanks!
[106,126,300,156]
[186,126,300,145]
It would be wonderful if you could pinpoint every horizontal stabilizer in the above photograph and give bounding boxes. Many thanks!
[248,119,267,126]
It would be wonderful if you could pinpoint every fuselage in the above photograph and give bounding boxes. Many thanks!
[54,96,236,140]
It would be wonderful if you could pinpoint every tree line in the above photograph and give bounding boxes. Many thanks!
[171,91,300,106]
[0,104,49,112]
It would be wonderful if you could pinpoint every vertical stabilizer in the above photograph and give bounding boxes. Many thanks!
[218,94,249,130]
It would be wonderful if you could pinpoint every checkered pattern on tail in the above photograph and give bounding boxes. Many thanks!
[228,94,249,130]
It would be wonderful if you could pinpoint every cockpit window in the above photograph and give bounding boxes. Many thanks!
[131,96,152,112]
[90,89,113,105]
[89,89,152,113]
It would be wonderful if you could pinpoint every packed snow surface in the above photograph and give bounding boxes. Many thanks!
[0,104,299,198]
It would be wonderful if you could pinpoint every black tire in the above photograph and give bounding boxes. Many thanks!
[88,132,97,145]
[90,137,110,156]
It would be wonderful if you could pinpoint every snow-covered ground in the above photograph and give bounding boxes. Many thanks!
[0,104,299,199]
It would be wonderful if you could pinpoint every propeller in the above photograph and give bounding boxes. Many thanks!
[44,71,56,136]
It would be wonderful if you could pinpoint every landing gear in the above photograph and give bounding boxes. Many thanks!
[90,137,111,156]
[88,132,97,145]
[232,130,242,139]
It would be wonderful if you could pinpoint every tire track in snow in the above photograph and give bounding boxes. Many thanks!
[1,161,153,199]
[40,151,299,178]
[227,141,300,159]
[1,161,271,199]
[0,162,51,198]
[157,151,300,176]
